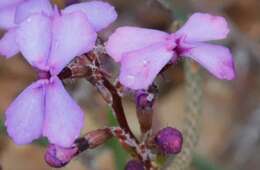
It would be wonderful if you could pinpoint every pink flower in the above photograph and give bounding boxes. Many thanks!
[0,0,53,58]
[106,13,235,90]
[0,0,25,58]
[0,0,117,58]
[5,0,117,147]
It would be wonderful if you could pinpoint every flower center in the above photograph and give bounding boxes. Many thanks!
[173,37,185,56]
[167,34,188,57]
[38,70,51,80]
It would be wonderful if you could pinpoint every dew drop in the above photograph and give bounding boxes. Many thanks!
[126,75,135,85]
[26,18,32,23]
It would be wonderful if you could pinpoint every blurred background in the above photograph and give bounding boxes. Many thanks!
[0,0,260,170]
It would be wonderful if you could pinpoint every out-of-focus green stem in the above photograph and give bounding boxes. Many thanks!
[106,110,129,170]
[0,118,5,134]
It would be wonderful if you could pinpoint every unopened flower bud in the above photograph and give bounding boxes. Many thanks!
[125,160,145,170]
[135,89,156,133]
[44,144,78,168]
[76,128,112,149]
[154,127,183,154]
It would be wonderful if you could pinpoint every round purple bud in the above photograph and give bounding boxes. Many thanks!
[125,160,145,170]
[44,144,78,168]
[154,127,183,154]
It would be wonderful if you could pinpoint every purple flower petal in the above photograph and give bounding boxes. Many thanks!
[5,80,47,145]
[43,77,84,147]
[106,26,169,62]
[48,12,97,75]
[182,42,235,80]
[175,13,229,42]
[0,0,23,9]
[16,13,52,70]
[0,5,16,29]
[0,28,19,58]
[119,42,174,90]
[63,1,117,32]
[15,0,53,24]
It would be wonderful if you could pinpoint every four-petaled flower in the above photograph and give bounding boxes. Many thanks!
[106,13,235,90]
[4,0,117,147]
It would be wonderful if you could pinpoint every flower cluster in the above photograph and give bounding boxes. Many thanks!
[0,0,235,169]
[1,0,117,147]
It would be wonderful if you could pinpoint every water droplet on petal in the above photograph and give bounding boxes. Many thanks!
[143,60,148,65]
[26,18,32,23]
[126,75,135,86]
